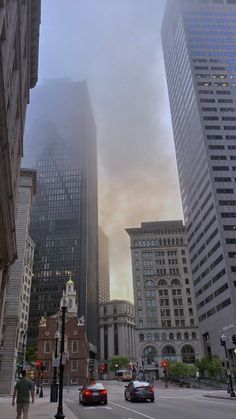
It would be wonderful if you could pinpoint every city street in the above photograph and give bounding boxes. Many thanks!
[65,381,236,419]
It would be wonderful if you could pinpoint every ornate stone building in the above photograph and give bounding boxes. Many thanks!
[99,300,136,363]
[0,0,41,343]
[126,220,202,378]
[37,279,89,386]
[0,169,36,394]
[98,228,110,303]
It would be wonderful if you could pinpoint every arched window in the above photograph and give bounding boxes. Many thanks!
[162,346,176,359]
[162,333,167,341]
[143,346,157,365]
[171,278,180,286]
[169,333,174,340]
[184,332,189,340]
[158,279,167,287]
[147,333,152,341]
[192,332,196,340]
[68,298,73,309]
[182,345,195,364]
[177,332,181,340]
[113,305,117,314]
[103,306,107,315]
[163,239,166,245]
[140,334,144,341]
[154,333,159,341]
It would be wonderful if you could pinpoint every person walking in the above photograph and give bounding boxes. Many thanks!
[12,370,34,419]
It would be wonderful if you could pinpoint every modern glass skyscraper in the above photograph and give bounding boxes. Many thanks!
[23,80,98,350]
[162,0,236,359]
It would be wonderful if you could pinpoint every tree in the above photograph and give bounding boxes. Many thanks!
[109,356,130,372]
[195,356,224,379]
[25,346,38,366]
[168,362,196,381]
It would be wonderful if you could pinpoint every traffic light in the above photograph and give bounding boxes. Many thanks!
[35,360,42,369]
[162,361,168,369]
[220,335,226,346]
[232,335,236,346]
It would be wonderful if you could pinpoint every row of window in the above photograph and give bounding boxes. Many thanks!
[139,332,197,342]
[44,340,78,353]
[134,238,185,247]
[138,319,194,328]
[199,297,231,322]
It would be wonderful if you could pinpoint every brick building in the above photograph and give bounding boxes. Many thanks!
[37,279,89,385]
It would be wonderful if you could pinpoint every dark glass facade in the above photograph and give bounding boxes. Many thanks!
[23,80,98,349]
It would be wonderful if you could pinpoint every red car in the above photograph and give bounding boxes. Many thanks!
[79,382,108,405]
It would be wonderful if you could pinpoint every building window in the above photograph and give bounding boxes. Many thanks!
[71,378,78,384]
[113,305,117,314]
[177,333,181,340]
[103,306,107,315]
[72,340,78,353]
[44,361,50,372]
[44,341,51,354]
[114,323,118,355]
[182,345,195,364]
[140,334,144,341]
[104,325,108,360]
[71,360,78,371]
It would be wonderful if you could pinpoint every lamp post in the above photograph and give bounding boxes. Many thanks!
[220,334,236,397]
[55,297,67,419]
[53,330,60,384]
[115,364,118,378]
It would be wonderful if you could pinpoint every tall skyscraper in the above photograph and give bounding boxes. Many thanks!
[23,80,98,351]
[162,0,236,359]
[126,221,202,375]
[0,0,40,342]
[98,228,110,303]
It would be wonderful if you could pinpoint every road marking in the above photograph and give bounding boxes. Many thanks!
[109,401,155,419]
[84,406,112,409]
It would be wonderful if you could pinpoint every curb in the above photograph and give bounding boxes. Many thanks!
[204,394,236,401]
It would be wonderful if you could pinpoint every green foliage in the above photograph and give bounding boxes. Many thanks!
[25,346,38,365]
[195,356,224,379]
[109,356,130,371]
[168,362,196,378]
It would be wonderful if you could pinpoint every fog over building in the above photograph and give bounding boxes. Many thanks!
[162,0,236,359]
[126,220,202,376]
[0,0,40,343]
[23,80,99,352]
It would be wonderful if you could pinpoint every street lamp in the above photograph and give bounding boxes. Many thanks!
[220,334,236,397]
[55,297,68,419]
[50,330,60,403]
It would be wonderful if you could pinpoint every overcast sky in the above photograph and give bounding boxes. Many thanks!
[36,0,183,301]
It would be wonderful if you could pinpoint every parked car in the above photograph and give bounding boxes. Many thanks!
[116,369,133,382]
[124,380,155,402]
[79,382,108,405]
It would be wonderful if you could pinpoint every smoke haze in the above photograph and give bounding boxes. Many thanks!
[31,0,183,300]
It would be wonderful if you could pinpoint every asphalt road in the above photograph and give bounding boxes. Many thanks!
[65,381,236,419]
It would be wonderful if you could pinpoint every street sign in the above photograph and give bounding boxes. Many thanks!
[52,358,60,367]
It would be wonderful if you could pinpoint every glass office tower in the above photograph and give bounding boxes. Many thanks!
[23,80,98,350]
[162,0,236,359]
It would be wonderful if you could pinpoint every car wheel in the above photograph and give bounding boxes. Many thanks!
[151,398,155,403]
[103,400,107,405]
[125,392,128,401]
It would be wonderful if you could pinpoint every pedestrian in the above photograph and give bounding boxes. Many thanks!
[12,370,34,419]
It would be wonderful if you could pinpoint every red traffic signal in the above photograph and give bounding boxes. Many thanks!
[161,359,169,369]
[35,360,42,369]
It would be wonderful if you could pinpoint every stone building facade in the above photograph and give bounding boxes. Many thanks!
[37,279,90,386]
[0,169,36,394]
[0,0,41,344]
[99,300,136,363]
[126,220,202,377]
[98,228,110,303]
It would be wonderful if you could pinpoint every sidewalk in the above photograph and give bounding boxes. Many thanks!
[204,390,236,401]
[0,393,78,419]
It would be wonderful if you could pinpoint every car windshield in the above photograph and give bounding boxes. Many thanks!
[133,381,150,388]
[87,383,104,390]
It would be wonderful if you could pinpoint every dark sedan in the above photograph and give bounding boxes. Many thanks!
[79,382,108,405]
[124,381,155,402]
